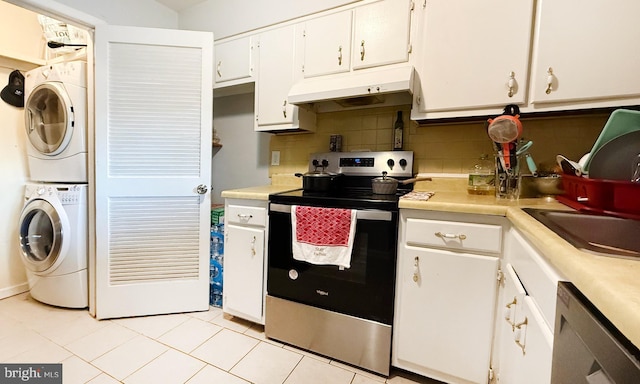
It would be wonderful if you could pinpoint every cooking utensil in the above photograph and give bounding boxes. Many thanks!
[487,105,523,171]
[516,140,533,155]
[556,155,582,177]
[524,153,538,176]
[371,172,431,195]
[582,109,640,174]
[588,130,640,181]
[295,170,343,192]
[533,175,564,195]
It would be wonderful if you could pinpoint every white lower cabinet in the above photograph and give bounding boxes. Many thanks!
[491,227,565,384]
[494,264,553,384]
[223,199,267,324]
[393,210,505,384]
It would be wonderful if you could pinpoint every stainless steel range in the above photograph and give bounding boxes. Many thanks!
[266,151,415,376]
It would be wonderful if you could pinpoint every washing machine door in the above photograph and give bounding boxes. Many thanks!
[24,82,75,156]
[19,199,63,273]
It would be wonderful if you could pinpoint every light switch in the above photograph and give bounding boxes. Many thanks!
[271,151,280,166]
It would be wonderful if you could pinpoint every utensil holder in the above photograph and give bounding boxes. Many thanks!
[495,154,521,200]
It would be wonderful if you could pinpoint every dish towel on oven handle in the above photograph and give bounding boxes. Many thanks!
[291,205,357,269]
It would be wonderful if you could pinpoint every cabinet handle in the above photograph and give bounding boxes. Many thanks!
[282,100,287,118]
[514,317,528,355]
[434,231,467,240]
[507,71,516,97]
[237,213,253,223]
[504,297,517,330]
[360,40,365,61]
[338,46,343,66]
[545,67,554,94]
[217,60,222,77]
[412,256,419,283]
[251,235,256,256]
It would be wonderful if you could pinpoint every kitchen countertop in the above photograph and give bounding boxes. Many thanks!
[220,184,300,200]
[221,177,640,349]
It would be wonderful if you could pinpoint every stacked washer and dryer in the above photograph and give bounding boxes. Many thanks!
[18,61,89,308]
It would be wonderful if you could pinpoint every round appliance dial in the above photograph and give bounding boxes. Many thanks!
[288,269,299,280]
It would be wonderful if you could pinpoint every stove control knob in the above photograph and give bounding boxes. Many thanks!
[387,159,395,169]
[288,269,299,280]
[321,159,329,168]
[399,159,408,168]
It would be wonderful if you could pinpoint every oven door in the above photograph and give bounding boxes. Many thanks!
[268,203,398,325]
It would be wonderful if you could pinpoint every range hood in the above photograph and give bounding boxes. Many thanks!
[288,65,415,112]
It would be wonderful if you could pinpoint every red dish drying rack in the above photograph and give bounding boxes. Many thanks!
[558,174,640,220]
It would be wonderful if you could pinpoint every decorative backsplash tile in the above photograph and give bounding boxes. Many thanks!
[269,106,609,176]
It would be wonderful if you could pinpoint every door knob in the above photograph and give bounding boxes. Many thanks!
[196,184,208,194]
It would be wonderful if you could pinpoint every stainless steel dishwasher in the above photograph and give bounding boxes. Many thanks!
[551,282,640,384]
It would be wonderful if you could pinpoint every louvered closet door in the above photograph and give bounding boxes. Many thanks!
[93,25,213,319]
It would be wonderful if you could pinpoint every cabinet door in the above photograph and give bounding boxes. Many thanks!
[495,264,529,384]
[394,246,499,383]
[416,0,534,113]
[352,0,412,70]
[223,224,265,322]
[531,0,640,104]
[302,10,352,78]
[496,264,554,384]
[255,25,297,128]
[214,37,253,85]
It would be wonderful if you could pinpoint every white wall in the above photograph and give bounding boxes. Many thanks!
[0,2,41,298]
[211,92,271,204]
[179,0,360,39]
[0,65,30,299]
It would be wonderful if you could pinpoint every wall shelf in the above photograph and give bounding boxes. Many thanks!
[0,49,45,71]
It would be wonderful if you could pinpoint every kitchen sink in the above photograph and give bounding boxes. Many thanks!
[522,208,640,258]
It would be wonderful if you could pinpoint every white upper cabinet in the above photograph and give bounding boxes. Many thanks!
[301,10,352,78]
[214,36,254,87]
[256,25,296,127]
[255,24,316,132]
[530,0,640,106]
[413,0,534,114]
[352,0,413,70]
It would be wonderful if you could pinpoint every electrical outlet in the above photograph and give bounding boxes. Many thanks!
[271,151,280,166]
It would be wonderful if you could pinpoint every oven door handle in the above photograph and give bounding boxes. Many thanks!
[269,203,393,221]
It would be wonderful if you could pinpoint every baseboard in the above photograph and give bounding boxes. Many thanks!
[0,283,29,300]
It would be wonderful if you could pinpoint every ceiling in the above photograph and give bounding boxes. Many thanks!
[154,0,206,12]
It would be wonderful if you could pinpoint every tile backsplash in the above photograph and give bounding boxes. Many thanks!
[269,106,609,176]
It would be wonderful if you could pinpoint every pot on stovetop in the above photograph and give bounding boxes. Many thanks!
[295,170,344,192]
[371,172,431,195]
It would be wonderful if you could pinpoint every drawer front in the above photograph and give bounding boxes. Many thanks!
[405,218,502,254]
[226,204,267,227]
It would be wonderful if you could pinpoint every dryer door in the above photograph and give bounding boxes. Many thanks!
[24,82,75,156]
[19,199,63,273]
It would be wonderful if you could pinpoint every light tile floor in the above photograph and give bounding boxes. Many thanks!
[0,293,443,384]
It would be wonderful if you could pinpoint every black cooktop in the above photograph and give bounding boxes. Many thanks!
[269,186,410,211]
